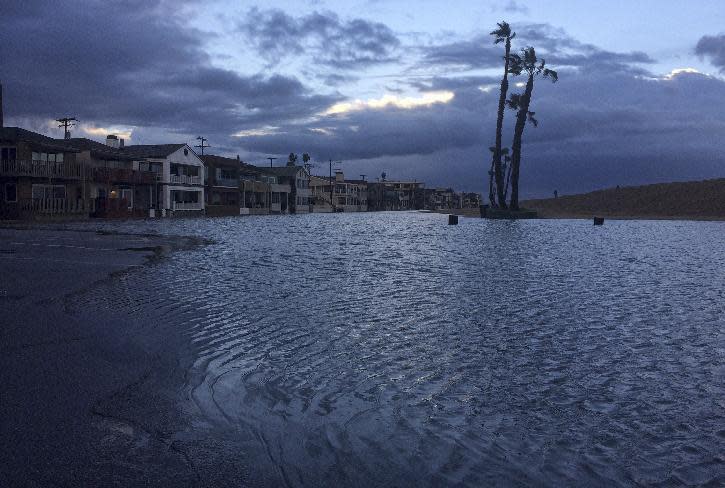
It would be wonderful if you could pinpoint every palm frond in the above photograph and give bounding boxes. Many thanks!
[506,93,522,110]
[543,68,558,83]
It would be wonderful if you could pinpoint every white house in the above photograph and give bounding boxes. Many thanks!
[121,143,205,215]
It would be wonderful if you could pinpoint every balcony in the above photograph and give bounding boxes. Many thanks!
[91,167,157,185]
[214,177,239,188]
[172,201,203,211]
[270,183,290,193]
[170,174,202,185]
[1,159,84,180]
[18,198,88,215]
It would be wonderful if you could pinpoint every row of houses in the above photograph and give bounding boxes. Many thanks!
[0,126,480,220]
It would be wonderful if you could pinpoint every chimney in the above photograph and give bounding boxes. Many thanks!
[0,81,4,128]
[119,138,124,148]
[105,134,119,148]
[335,170,344,182]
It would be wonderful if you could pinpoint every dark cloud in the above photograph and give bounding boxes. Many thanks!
[2,4,723,197]
[238,8,401,69]
[696,34,725,72]
[419,23,654,74]
[0,0,337,139]
[237,69,725,196]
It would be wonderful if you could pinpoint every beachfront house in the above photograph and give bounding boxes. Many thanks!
[0,127,87,219]
[120,143,205,216]
[61,135,157,218]
[267,165,311,214]
[201,155,241,217]
[367,180,425,211]
[310,171,367,212]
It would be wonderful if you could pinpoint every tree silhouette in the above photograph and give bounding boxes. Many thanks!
[506,47,557,210]
[287,153,298,166]
[490,21,516,208]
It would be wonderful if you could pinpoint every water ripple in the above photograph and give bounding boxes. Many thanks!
[67,214,725,486]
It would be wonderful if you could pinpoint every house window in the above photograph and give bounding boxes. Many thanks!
[1,147,17,161]
[32,184,66,200]
[5,183,17,202]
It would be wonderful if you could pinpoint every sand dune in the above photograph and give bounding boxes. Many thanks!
[524,178,725,220]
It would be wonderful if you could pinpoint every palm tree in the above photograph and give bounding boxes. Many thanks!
[502,152,513,201]
[490,21,516,208]
[489,146,510,205]
[506,47,557,210]
[287,153,298,166]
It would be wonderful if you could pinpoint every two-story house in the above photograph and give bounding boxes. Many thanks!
[0,127,86,219]
[120,144,205,216]
[267,165,311,214]
[200,155,240,217]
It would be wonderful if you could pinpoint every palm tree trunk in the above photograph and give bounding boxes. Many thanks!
[492,38,511,208]
[487,160,496,206]
[509,74,534,211]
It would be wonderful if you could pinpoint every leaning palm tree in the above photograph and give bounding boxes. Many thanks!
[506,47,557,210]
[490,21,516,208]
[502,152,513,202]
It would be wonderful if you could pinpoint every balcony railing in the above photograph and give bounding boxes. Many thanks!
[214,177,238,188]
[1,159,84,180]
[170,174,202,185]
[270,183,290,193]
[18,198,88,215]
[91,167,157,184]
[172,201,203,211]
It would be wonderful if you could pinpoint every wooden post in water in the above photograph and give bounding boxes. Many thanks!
[593,217,604,225]
[449,214,459,225]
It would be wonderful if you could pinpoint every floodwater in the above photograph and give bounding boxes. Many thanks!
[70,213,724,486]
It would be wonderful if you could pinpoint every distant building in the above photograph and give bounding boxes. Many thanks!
[367,180,425,211]
[237,163,291,215]
[310,171,367,212]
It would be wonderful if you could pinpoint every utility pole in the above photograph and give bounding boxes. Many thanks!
[195,136,210,155]
[328,160,341,210]
[360,174,366,181]
[56,117,77,139]
[266,157,277,213]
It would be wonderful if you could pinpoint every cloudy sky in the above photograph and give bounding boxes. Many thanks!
[2,0,725,197]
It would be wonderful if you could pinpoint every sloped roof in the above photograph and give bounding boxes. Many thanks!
[200,154,241,170]
[0,127,80,152]
[266,165,305,178]
[62,137,136,160]
[118,144,188,159]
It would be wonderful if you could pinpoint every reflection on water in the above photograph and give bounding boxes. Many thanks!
[71,213,725,486]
